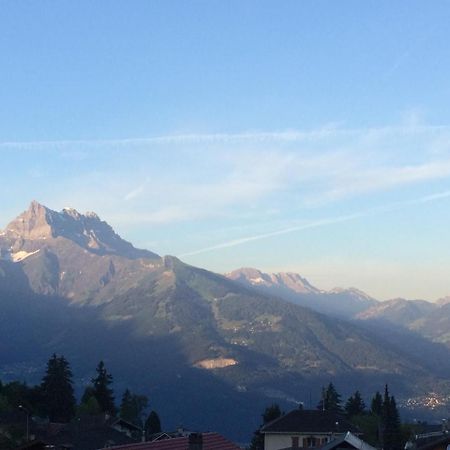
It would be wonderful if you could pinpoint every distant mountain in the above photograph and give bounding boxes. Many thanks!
[226,268,377,317]
[1,202,450,440]
[356,297,450,348]
[436,296,450,306]
[226,268,450,349]
[356,298,437,326]
[410,303,450,346]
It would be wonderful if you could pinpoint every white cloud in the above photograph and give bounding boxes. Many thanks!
[6,121,450,228]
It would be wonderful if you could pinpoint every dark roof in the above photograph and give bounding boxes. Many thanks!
[277,433,376,450]
[112,418,143,432]
[98,432,241,450]
[32,418,139,450]
[416,433,450,450]
[419,424,445,434]
[320,432,376,450]
[261,410,360,434]
[16,440,49,450]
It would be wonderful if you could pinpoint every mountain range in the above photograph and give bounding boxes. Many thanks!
[226,268,377,318]
[226,268,450,348]
[1,201,450,441]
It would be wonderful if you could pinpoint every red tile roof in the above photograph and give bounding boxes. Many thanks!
[98,432,241,450]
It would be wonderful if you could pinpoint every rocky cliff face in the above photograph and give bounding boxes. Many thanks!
[227,267,320,294]
[0,201,161,303]
[3,200,54,242]
[1,200,159,259]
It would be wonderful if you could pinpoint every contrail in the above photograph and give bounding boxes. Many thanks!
[179,190,450,257]
[1,124,449,150]
[179,212,364,257]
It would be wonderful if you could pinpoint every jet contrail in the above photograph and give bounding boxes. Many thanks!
[179,212,364,257]
[179,189,450,257]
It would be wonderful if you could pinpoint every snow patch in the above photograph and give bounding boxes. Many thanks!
[250,277,266,284]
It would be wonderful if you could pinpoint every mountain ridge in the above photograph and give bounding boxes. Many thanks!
[1,202,450,439]
[226,267,378,317]
[225,268,450,348]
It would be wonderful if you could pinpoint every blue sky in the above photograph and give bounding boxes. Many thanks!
[2,1,450,300]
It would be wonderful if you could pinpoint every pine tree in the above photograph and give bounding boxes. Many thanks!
[119,389,133,421]
[370,391,383,416]
[345,391,366,417]
[40,354,76,422]
[262,404,282,424]
[389,396,402,450]
[249,404,282,450]
[77,396,101,416]
[91,361,116,415]
[145,410,162,438]
[119,389,148,426]
[81,386,96,404]
[317,383,342,412]
[381,385,402,450]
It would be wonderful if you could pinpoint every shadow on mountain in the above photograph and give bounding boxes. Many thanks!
[0,288,268,441]
[352,318,450,377]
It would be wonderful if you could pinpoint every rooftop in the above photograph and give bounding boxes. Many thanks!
[97,432,241,450]
[261,410,360,434]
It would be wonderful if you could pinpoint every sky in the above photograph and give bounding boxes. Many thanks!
[1,1,450,301]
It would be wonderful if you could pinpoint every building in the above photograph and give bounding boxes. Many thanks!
[260,409,360,450]
[96,431,241,450]
[319,432,376,450]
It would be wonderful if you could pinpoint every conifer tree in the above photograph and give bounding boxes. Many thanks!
[78,396,102,416]
[317,383,342,412]
[262,404,282,423]
[81,386,96,404]
[345,390,366,417]
[91,361,116,415]
[119,389,148,425]
[145,410,162,438]
[381,385,402,450]
[40,354,75,422]
[370,391,383,416]
[249,404,282,450]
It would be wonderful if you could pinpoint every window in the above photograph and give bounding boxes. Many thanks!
[291,437,299,448]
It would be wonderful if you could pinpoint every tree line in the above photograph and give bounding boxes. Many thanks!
[0,354,161,437]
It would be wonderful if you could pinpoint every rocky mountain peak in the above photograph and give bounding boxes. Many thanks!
[227,267,319,294]
[62,206,82,219]
[328,287,375,302]
[1,201,159,260]
[227,267,264,280]
[4,200,54,240]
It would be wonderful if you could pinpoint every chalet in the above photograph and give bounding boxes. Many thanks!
[260,409,360,450]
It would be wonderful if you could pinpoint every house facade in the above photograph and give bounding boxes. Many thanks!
[261,409,360,450]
